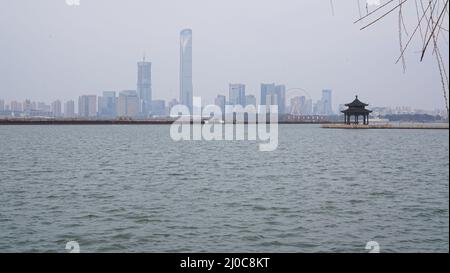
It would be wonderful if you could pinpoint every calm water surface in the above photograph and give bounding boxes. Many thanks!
[0,125,448,252]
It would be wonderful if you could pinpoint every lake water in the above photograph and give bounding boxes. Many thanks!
[0,125,448,252]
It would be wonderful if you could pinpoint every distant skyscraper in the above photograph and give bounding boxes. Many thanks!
[0,99,4,112]
[245,95,256,107]
[117,90,139,118]
[322,89,333,115]
[229,84,246,106]
[151,100,166,116]
[261,83,285,114]
[275,85,286,114]
[260,83,276,106]
[180,29,193,112]
[305,99,313,115]
[78,95,97,118]
[215,95,226,114]
[99,91,117,118]
[137,57,152,115]
[265,92,278,114]
[64,100,75,118]
[168,98,179,113]
[51,100,62,117]
[290,96,313,115]
[37,102,50,112]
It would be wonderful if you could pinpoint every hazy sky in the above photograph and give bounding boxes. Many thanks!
[0,0,448,110]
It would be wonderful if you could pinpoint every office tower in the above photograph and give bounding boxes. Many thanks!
[322,89,333,115]
[78,95,97,118]
[275,85,286,114]
[99,91,117,118]
[260,83,276,106]
[180,29,193,112]
[137,57,152,115]
[64,100,75,118]
[117,90,139,118]
[229,84,246,106]
[51,100,62,117]
[0,99,4,112]
[215,95,226,114]
[245,95,256,107]
[151,100,166,116]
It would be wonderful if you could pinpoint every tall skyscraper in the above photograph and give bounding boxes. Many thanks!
[78,95,97,118]
[64,100,75,118]
[261,83,285,114]
[260,83,276,106]
[229,84,246,106]
[51,100,62,117]
[137,57,152,115]
[180,29,193,112]
[99,91,117,118]
[0,99,4,112]
[322,89,333,115]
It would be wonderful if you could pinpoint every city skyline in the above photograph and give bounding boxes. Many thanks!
[0,1,448,111]
[0,43,446,118]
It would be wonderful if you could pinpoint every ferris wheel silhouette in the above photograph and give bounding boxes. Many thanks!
[286,88,312,116]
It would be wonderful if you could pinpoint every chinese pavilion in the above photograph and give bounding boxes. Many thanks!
[341,96,372,125]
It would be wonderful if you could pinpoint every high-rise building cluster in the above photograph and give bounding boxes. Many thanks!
[0,28,340,119]
[214,85,334,116]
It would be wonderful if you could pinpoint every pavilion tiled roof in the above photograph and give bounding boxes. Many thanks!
[344,95,369,107]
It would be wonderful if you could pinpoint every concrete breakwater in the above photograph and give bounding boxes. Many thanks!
[321,123,449,129]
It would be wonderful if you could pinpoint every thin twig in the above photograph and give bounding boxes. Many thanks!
[360,0,409,31]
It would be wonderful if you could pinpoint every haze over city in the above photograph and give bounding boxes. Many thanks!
[0,0,448,110]
[0,0,448,257]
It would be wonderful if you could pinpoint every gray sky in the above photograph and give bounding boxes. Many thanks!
[0,0,448,110]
